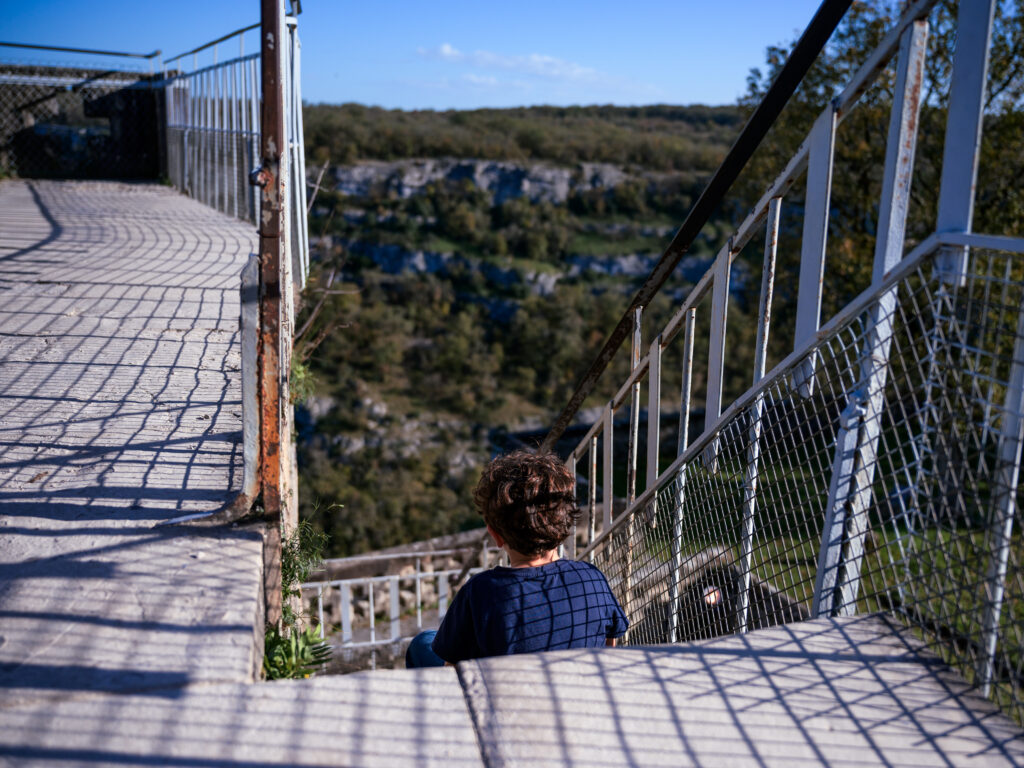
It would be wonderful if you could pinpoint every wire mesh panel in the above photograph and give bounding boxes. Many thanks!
[583,242,1024,721]
[0,65,162,179]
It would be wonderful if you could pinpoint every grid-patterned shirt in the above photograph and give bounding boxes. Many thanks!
[431,558,628,662]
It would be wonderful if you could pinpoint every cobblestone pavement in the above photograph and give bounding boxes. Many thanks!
[0,180,264,704]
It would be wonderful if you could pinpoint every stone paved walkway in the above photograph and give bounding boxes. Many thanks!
[0,180,264,704]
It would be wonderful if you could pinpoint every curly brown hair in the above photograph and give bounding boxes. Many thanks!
[474,450,581,556]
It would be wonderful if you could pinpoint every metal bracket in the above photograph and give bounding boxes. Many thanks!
[840,391,868,430]
[249,166,271,188]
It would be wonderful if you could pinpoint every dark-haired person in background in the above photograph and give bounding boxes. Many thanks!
[406,451,627,668]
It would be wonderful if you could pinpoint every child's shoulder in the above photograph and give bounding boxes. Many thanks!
[553,558,606,576]
[465,559,606,587]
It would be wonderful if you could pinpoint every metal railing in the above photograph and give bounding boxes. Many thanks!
[549,0,1024,723]
[162,17,308,290]
[164,52,260,222]
[1,6,311,622]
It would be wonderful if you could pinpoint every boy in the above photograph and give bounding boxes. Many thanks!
[406,450,628,667]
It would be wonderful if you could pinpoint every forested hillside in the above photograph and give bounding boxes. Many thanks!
[297,0,1024,557]
[296,105,746,554]
[304,104,743,170]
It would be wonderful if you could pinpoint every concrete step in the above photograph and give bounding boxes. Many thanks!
[458,615,1024,767]
[3,615,1022,766]
[0,668,483,767]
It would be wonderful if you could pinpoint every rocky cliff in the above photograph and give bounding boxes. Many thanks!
[332,158,631,204]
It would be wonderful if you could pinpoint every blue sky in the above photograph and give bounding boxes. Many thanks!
[2,0,823,109]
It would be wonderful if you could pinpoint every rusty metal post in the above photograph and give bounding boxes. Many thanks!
[256,0,287,627]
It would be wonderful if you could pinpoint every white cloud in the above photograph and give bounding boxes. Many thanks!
[438,43,462,61]
[462,73,499,87]
[419,43,599,83]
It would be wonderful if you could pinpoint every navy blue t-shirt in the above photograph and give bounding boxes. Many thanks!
[431,558,628,662]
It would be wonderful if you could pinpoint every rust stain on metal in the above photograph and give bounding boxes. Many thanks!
[259,0,286,625]
[251,167,272,189]
[899,21,927,172]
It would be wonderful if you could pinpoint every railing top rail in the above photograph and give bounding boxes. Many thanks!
[539,0,855,453]
[0,40,160,60]
[163,23,259,66]
[319,547,500,566]
[163,52,260,82]
[301,566,485,590]
[0,72,158,89]
[162,2,302,69]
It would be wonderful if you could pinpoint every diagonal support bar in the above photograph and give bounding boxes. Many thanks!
[833,19,929,616]
[977,302,1024,695]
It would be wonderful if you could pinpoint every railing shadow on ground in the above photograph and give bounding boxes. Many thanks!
[0,666,482,767]
[463,614,1024,767]
[0,178,265,703]
[0,180,248,521]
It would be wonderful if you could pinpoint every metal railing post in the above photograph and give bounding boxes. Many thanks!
[415,556,423,629]
[257,0,289,625]
[833,20,928,616]
[390,576,400,643]
[623,307,643,631]
[588,435,598,562]
[368,585,376,646]
[738,196,782,633]
[232,59,241,219]
[340,583,352,645]
[669,308,696,643]
[705,241,733,469]
[977,303,1024,695]
[316,585,325,639]
[934,0,997,284]
[646,336,663,493]
[602,405,614,534]
[286,15,309,289]
[438,576,449,618]
[566,453,577,560]
[793,101,837,399]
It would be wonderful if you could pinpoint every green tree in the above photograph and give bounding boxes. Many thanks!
[738,0,1023,327]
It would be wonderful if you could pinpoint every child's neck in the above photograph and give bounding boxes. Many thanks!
[506,547,559,569]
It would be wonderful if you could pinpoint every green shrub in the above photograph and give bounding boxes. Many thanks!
[291,359,317,405]
[263,624,332,680]
[262,519,332,679]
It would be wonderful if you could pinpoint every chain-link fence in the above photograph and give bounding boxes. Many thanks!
[578,238,1024,721]
[0,64,162,179]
